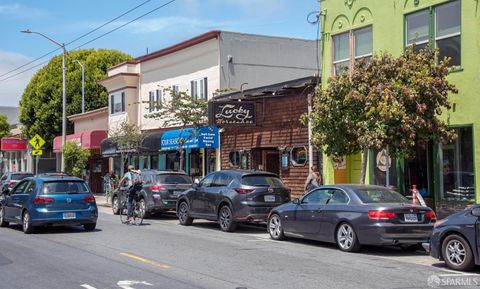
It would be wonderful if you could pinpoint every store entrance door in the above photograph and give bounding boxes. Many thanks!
[263,150,280,175]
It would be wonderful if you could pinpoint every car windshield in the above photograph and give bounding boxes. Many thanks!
[355,188,409,204]
[42,181,90,195]
[155,174,192,184]
[12,174,33,180]
[241,175,284,187]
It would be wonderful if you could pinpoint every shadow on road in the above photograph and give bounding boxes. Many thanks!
[6,224,102,234]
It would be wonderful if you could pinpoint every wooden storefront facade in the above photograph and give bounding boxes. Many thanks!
[210,77,320,197]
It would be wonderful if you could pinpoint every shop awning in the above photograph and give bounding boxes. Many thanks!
[100,132,163,157]
[161,127,219,151]
[53,130,107,153]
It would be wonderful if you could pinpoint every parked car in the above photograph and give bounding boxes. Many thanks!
[425,205,480,271]
[267,184,436,252]
[112,170,193,218]
[0,172,34,192]
[176,170,291,232]
[0,176,97,233]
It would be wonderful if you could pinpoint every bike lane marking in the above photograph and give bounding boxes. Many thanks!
[120,252,171,269]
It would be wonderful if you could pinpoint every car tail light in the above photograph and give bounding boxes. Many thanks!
[235,188,254,194]
[84,196,96,203]
[368,210,397,220]
[33,197,54,204]
[425,210,436,220]
[150,185,165,192]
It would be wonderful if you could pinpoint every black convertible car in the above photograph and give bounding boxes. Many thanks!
[267,184,436,252]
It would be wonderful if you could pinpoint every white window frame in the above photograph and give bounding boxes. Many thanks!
[332,26,373,76]
[190,77,208,100]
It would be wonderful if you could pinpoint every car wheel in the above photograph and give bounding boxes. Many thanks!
[336,222,361,252]
[218,205,237,232]
[178,201,193,226]
[22,211,34,234]
[138,198,149,219]
[0,206,9,227]
[442,234,475,271]
[84,223,96,232]
[268,213,285,241]
[112,196,120,215]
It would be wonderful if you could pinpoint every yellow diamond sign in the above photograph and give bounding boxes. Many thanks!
[29,134,45,150]
[32,150,43,156]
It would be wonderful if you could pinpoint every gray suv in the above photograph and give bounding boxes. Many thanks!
[112,170,193,218]
[176,170,291,232]
[0,172,34,192]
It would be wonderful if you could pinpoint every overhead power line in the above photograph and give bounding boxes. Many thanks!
[0,0,153,80]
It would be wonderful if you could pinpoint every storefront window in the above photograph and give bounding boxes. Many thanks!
[291,146,307,166]
[151,155,159,170]
[229,151,241,167]
[373,149,397,188]
[441,127,475,201]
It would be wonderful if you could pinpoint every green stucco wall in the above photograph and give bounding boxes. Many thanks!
[319,0,480,201]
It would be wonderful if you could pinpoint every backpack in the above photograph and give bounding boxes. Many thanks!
[130,171,143,186]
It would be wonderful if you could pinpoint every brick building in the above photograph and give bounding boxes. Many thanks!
[209,77,320,197]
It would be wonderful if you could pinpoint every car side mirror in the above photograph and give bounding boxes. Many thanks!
[292,198,300,205]
[471,208,480,217]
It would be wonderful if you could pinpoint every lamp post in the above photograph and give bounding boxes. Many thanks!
[73,60,85,113]
[21,29,67,172]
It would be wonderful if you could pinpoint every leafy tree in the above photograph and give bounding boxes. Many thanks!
[145,89,208,171]
[19,49,132,147]
[109,121,145,175]
[0,114,11,139]
[62,140,90,177]
[305,46,457,183]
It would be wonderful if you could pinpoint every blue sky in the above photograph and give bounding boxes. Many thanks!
[0,0,320,108]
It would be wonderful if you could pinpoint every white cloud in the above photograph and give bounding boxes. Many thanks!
[0,51,41,107]
[0,3,48,19]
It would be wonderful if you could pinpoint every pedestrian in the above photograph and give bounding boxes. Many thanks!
[109,171,118,190]
[304,166,322,193]
[118,165,143,222]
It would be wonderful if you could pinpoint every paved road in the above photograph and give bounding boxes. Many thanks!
[0,205,479,289]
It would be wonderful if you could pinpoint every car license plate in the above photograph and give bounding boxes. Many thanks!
[63,212,76,219]
[264,195,276,202]
[404,213,418,223]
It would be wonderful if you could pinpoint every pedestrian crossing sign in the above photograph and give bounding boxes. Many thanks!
[29,134,45,150]
[32,150,43,156]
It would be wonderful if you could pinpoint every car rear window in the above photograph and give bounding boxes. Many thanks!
[155,174,192,184]
[355,188,409,204]
[42,181,90,195]
[241,175,284,187]
[12,174,33,180]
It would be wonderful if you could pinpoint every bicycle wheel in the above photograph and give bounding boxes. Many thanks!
[131,199,144,226]
[119,199,129,224]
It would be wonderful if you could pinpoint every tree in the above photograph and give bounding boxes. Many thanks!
[19,49,132,147]
[62,140,90,177]
[305,46,457,183]
[145,89,208,171]
[109,121,145,176]
[0,114,11,139]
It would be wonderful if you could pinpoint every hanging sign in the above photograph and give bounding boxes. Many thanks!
[212,102,255,126]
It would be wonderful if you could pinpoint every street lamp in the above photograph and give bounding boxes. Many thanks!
[21,29,67,172]
[73,60,85,113]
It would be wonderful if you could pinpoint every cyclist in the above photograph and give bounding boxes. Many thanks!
[118,165,143,222]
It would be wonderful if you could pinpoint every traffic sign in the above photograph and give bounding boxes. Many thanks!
[32,150,43,156]
[29,134,45,149]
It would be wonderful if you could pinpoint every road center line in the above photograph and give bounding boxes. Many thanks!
[120,252,171,269]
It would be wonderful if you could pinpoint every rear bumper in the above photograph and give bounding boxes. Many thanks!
[358,223,433,245]
[148,198,177,212]
[234,206,276,222]
[31,207,98,226]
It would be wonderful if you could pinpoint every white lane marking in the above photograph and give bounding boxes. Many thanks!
[80,285,97,289]
[117,280,153,289]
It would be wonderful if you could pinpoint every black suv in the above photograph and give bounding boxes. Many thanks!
[0,172,34,192]
[176,170,291,232]
[112,170,192,218]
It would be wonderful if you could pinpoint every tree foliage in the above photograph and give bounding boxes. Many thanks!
[145,88,208,171]
[19,49,132,147]
[304,46,457,183]
[0,114,11,139]
[109,120,145,175]
[62,140,90,177]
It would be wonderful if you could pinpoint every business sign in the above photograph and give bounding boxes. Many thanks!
[1,138,28,151]
[161,127,219,151]
[212,102,255,126]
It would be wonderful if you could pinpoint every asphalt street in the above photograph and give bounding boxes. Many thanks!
[0,203,479,289]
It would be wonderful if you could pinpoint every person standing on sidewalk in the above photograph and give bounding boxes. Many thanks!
[304,166,322,193]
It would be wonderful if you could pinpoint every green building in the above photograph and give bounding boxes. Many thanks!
[319,0,479,217]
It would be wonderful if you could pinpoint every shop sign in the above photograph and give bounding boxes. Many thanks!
[161,127,219,151]
[1,138,28,151]
[213,102,255,126]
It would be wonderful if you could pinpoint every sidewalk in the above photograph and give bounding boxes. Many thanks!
[94,194,110,207]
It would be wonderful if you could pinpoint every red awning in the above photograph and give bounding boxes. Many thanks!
[53,130,107,153]
[1,138,28,151]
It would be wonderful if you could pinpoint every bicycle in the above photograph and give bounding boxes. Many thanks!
[119,190,145,226]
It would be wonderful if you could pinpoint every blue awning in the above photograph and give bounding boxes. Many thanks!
[160,127,219,151]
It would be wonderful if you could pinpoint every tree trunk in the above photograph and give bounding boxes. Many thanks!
[359,147,369,184]
[179,147,184,171]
